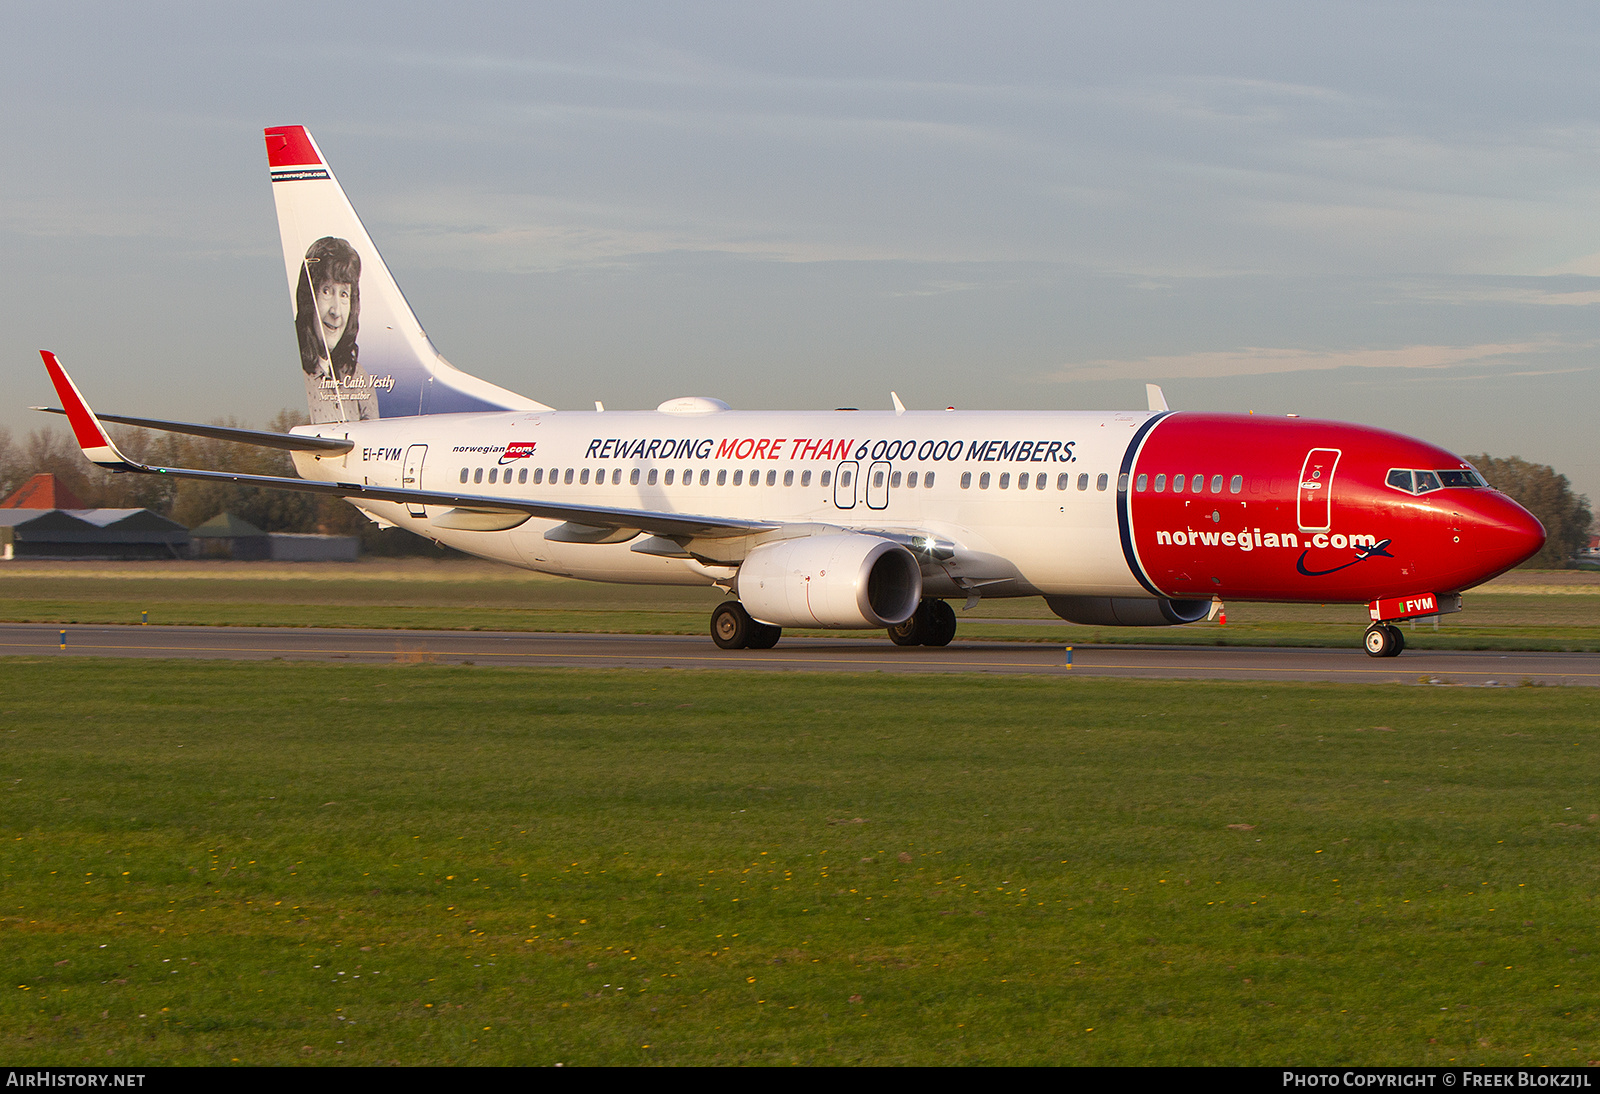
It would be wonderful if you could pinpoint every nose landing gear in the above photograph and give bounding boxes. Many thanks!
[1363,623,1406,658]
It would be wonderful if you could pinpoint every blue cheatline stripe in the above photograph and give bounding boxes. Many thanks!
[1116,412,1170,597]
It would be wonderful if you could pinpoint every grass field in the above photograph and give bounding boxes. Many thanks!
[3,659,1599,1065]
[0,560,1597,651]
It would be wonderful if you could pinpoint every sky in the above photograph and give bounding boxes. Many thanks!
[4,2,1598,503]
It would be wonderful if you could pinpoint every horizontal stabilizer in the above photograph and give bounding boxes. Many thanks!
[39,350,774,542]
[31,407,353,454]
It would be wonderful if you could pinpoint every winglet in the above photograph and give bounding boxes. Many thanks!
[38,352,141,471]
[891,391,906,416]
[1146,384,1169,413]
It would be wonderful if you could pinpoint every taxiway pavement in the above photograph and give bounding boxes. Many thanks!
[3,623,1596,685]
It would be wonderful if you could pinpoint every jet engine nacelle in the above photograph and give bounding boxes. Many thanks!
[1045,595,1211,627]
[737,533,922,629]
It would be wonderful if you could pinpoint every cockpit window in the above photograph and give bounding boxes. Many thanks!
[1386,467,1485,495]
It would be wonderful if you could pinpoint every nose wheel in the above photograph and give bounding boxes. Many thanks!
[1363,623,1406,658]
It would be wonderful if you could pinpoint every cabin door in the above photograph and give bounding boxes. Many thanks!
[1296,448,1340,532]
[403,444,428,517]
[833,461,859,509]
[866,460,891,509]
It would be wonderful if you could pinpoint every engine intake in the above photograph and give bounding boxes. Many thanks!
[737,534,922,629]
[1045,595,1211,627]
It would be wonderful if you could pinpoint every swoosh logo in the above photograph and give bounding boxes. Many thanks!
[1296,538,1393,578]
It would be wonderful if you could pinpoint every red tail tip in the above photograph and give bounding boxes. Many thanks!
[264,126,321,168]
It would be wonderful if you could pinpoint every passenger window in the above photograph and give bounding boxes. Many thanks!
[961,472,972,489]
[1135,474,1146,491]
[647,469,658,486]
[1017,473,1028,490]
[717,469,727,486]
[579,469,590,485]
[613,469,622,485]
[459,468,468,484]
[766,470,776,486]
[889,471,901,488]
[733,470,743,486]
[1077,473,1088,491]
[519,468,528,484]
[664,469,674,485]
[1057,473,1069,490]
[750,467,760,485]
[924,472,934,488]
[533,468,543,485]
[489,468,498,484]
[699,469,710,486]
[801,470,812,487]
[999,473,1011,489]
[979,472,991,489]
[784,470,794,487]
[1229,474,1243,494]
[1192,474,1204,493]
[1154,474,1166,492]
[1210,474,1223,493]
[682,468,692,484]
[820,471,831,487]
[564,468,574,485]
[1035,473,1046,490]
[842,470,853,487]
[1100,474,1110,492]
[629,468,640,486]
[474,468,483,484]
[873,470,885,488]
[908,471,919,489]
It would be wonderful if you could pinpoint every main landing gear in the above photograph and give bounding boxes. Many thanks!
[1363,623,1406,658]
[887,598,958,647]
[711,601,781,650]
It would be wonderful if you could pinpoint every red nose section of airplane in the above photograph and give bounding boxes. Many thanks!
[1119,413,1545,603]
[1455,488,1546,583]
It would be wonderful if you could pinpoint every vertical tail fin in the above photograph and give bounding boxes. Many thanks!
[264,126,549,423]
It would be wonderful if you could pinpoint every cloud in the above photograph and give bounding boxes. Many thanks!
[1047,340,1569,382]
[1401,284,1600,307]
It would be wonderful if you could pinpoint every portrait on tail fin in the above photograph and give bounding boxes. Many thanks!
[295,236,378,422]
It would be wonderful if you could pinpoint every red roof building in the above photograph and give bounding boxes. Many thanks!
[0,473,86,510]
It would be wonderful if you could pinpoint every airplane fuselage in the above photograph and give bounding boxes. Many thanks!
[291,405,1541,610]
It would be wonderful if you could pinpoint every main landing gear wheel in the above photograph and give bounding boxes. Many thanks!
[1363,623,1405,658]
[888,604,930,646]
[925,599,957,647]
[886,599,958,647]
[711,600,781,650]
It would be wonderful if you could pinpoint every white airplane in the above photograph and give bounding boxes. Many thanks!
[39,126,1544,656]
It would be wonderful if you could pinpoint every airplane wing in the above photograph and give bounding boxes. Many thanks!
[38,351,776,541]
[30,406,354,454]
